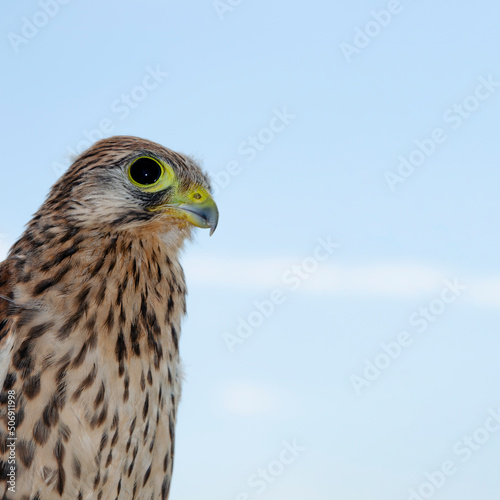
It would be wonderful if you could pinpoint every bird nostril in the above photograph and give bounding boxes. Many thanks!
[193,193,202,200]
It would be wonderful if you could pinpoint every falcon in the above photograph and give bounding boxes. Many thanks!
[0,136,218,499]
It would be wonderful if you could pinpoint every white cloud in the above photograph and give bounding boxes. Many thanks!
[2,242,497,309]
[184,255,500,308]
[184,256,445,295]
[468,278,500,308]
[184,256,292,290]
[298,262,442,297]
[214,381,295,418]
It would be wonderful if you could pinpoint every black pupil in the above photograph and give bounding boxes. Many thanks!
[130,158,162,186]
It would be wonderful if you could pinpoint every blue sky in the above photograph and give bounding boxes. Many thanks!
[2,1,500,499]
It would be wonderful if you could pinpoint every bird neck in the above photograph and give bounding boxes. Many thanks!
[10,219,188,365]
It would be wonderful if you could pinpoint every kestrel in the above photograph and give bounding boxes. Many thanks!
[0,136,218,499]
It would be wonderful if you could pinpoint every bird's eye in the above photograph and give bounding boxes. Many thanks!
[128,157,163,187]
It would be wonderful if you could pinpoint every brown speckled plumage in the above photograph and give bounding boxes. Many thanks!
[0,136,217,499]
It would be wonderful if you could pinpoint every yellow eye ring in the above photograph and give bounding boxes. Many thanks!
[128,157,176,192]
[128,156,164,188]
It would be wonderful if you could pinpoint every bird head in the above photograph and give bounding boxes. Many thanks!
[44,136,219,240]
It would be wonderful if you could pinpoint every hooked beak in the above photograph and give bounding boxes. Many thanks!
[150,187,219,236]
[176,196,219,236]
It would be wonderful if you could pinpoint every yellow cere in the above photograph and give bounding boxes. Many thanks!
[186,187,211,204]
